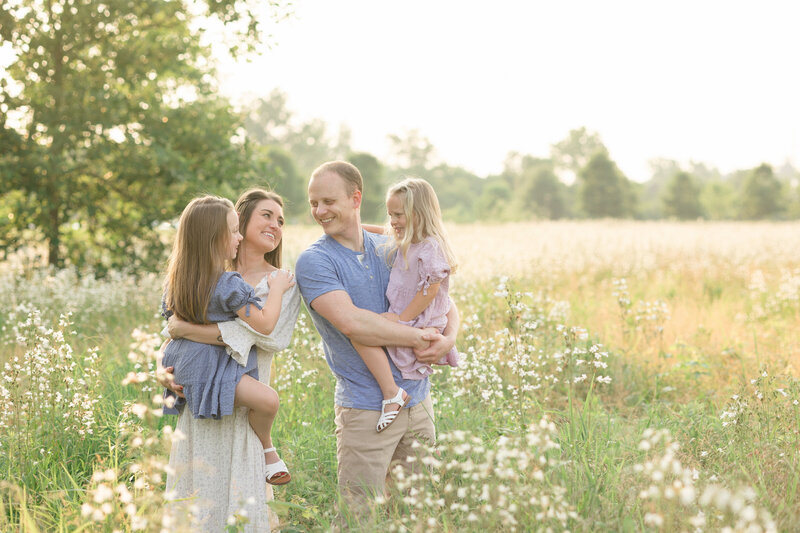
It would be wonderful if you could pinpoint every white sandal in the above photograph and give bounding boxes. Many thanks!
[263,447,291,485]
[377,387,409,433]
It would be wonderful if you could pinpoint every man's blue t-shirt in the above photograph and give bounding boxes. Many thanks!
[295,230,431,410]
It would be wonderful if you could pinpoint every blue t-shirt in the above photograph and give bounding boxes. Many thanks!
[295,230,431,410]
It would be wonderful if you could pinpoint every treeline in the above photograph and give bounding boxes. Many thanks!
[2,1,798,273]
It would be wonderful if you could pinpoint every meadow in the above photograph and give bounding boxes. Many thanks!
[1,220,799,532]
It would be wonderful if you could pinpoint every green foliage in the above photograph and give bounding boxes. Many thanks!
[662,171,704,220]
[387,129,436,174]
[248,145,307,220]
[700,180,737,220]
[551,126,609,177]
[0,0,282,270]
[242,89,351,180]
[424,164,484,222]
[527,166,568,219]
[740,163,785,220]
[579,152,636,218]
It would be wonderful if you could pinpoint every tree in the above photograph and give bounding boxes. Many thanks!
[248,145,306,220]
[476,180,512,220]
[242,90,350,180]
[1,0,284,269]
[578,152,635,218]
[551,127,608,181]
[526,167,567,219]
[739,163,784,220]
[662,171,703,220]
[700,180,736,220]
[387,129,436,173]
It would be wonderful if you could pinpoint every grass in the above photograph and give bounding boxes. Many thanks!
[1,221,800,531]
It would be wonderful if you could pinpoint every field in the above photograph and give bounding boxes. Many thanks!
[2,221,800,532]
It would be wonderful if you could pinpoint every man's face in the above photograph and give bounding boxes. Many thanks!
[308,171,361,239]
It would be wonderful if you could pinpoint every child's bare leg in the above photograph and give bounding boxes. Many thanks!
[351,341,405,411]
[235,375,280,463]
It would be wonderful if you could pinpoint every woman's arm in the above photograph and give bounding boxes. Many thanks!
[168,316,225,345]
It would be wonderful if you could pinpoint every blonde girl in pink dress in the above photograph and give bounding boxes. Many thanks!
[356,178,459,432]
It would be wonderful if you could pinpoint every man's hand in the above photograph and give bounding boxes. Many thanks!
[414,328,453,365]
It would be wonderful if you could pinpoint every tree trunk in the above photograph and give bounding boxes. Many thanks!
[47,200,61,268]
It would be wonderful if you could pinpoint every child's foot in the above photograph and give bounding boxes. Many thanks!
[263,447,291,485]
[377,387,410,433]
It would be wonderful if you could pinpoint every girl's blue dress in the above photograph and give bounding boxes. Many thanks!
[162,272,261,419]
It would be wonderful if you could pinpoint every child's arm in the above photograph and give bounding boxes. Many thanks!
[383,282,441,323]
[362,224,385,234]
[236,270,294,335]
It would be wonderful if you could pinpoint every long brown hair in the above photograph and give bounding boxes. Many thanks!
[234,188,284,269]
[164,195,234,323]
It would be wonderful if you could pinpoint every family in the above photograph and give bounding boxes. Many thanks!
[156,160,461,531]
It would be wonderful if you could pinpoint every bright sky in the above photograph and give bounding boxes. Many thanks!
[217,0,800,182]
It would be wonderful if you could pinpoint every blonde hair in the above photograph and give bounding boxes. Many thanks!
[311,160,363,196]
[234,188,284,269]
[164,195,235,323]
[385,178,457,274]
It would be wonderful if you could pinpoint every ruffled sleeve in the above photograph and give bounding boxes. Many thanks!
[219,282,301,366]
[416,238,451,295]
[217,272,263,317]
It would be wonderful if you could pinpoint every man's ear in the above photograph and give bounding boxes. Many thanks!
[352,189,362,209]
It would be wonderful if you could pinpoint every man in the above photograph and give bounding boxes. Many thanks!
[294,160,459,514]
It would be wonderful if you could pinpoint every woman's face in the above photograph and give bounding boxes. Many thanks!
[387,193,407,240]
[243,198,284,253]
[226,210,243,260]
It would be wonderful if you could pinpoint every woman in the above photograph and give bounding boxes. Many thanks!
[157,188,300,531]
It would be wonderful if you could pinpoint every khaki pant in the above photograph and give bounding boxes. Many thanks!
[334,394,436,515]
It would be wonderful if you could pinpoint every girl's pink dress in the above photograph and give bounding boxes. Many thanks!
[386,237,459,379]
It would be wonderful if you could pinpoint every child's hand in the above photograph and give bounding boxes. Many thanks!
[268,269,296,293]
[381,312,400,322]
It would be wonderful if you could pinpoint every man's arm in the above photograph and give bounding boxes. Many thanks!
[414,299,459,365]
[310,290,430,351]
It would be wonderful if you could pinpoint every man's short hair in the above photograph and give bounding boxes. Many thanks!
[311,160,363,196]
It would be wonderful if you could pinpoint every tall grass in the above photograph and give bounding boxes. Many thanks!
[1,221,799,531]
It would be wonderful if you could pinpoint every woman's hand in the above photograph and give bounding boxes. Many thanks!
[156,365,185,398]
[267,269,296,294]
[155,340,185,398]
[167,315,189,339]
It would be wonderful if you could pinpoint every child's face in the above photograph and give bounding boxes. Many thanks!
[387,193,407,239]
[226,210,243,260]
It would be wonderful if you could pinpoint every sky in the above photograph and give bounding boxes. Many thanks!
[215,0,800,182]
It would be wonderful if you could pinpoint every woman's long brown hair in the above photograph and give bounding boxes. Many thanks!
[163,196,234,323]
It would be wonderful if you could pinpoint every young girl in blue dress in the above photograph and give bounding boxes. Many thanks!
[160,195,294,485]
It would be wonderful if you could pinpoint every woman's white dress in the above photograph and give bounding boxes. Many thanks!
[165,278,301,532]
